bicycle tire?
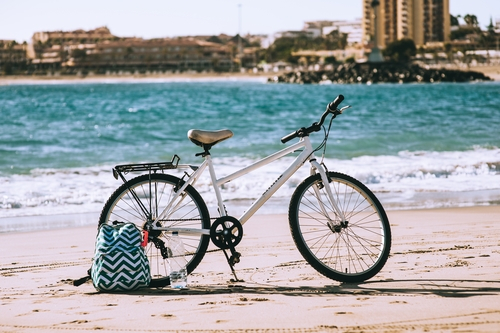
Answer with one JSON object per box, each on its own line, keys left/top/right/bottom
{"left": 288, "top": 171, "right": 391, "bottom": 283}
{"left": 98, "top": 173, "right": 210, "bottom": 288}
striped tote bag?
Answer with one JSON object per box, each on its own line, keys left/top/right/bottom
{"left": 91, "top": 223, "right": 151, "bottom": 292}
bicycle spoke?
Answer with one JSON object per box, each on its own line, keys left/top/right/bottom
{"left": 290, "top": 172, "right": 391, "bottom": 282}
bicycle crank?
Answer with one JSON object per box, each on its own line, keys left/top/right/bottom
{"left": 210, "top": 216, "right": 243, "bottom": 250}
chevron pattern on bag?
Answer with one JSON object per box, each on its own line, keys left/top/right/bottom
{"left": 92, "top": 223, "right": 151, "bottom": 292}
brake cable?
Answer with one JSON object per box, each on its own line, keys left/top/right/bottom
{"left": 315, "top": 114, "right": 335, "bottom": 164}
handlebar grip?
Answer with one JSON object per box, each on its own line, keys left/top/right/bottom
{"left": 327, "top": 95, "right": 344, "bottom": 112}
{"left": 281, "top": 131, "right": 298, "bottom": 144}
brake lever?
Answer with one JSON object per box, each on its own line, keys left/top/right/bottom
{"left": 338, "top": 105, "right": 352, "bottom": 113}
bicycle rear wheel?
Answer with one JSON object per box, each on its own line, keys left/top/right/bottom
{"left": 98, "top": 173, "right": 210, "bottom": 288}
{"left": 289, "top": 172, "right": 391, "bottom": 282}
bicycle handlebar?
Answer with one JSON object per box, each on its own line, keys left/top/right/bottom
{"left": 281, "top": 94, "right": 344, "bottom": 144}
{"left": 327, "top": 94, "right": 344, "bottom": 112}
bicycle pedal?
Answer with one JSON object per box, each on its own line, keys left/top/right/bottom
{"left": 230, "top": 252, "right": 241, "bottom": 265}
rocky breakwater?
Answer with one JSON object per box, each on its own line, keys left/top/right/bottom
{"left": 268, "top": 62, "right": 492, "bottom": 84}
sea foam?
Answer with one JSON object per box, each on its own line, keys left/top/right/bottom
{"left": 1, "top": 147, "right": 499, "bottom": 221}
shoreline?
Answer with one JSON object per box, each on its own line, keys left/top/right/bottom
{"left": 0, "top": 72, "right": 272, "bottom": 85}
{"left": 3, "top": 190, "right": 500, "bottom": 233}
{"left": 430, "top": 63, "right": 500, "bottom": 81}
{"left": 1, "top": 63, "right": 499, "bottom": 85}
{"left": 1, "top": 205, "right": 499, "bottom": 331}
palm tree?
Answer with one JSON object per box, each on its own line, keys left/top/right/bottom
{"left": 463, "top": 14, "right": 478, "bottom": 27}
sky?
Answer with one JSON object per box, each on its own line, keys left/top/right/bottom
{"left": 1, "top": 0, "right": 499, "bottom": 43}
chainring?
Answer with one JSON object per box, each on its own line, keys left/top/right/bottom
{"left": 210, "top": 216, "right": 243, "bottom": 250}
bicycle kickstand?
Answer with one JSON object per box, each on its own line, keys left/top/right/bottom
{"left": 222, "top": 246, "right": 242, "bottom": 282}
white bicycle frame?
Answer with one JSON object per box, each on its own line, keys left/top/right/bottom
{"left": 152, "top": 134, "right": 346, "bottom": 235}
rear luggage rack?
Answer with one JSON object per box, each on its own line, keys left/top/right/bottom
{"left": 113, "top": 155, "right": 180, "bottom": 180}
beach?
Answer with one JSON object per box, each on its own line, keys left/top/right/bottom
{"left": 1, "top": 206, "right": 500, "bottom": 332}
{"left": 1, "top": 69, "right": 499, "bottom": 332}
{"left": 0, "top": 63, "right": 499, "bottom": 85}
{"left": 436, "top": 63, "right": 500, "bottom": 81}
{"left": 469, "top": 64, "right": 500, "bottom": 81}
{"left": 0, "top": 72, "right": 271, "bottom": 86}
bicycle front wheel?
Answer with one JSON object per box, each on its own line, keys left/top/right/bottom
{"left": 98, "top": 173, "right": 210, "bottom": 287}
{"left": 289, "top": 172, "right": 391, "bottom": 283}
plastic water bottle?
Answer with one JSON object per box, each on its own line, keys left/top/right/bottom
{"left": 168, "top": 231, "right": 188, "bottom": 288}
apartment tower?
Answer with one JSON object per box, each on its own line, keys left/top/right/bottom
{"left": 362, "top": 0, "right": 450, "bottom": 48}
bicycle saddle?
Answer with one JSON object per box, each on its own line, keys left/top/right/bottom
{"left": 188, "top": 129, "right": 233, "bottom": 148}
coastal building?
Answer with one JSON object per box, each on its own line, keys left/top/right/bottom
{"left": 303, "top": 20, "right": 363, "bottom": 45}
{"left": 0, "top": 40, "right": 28, "bottom": 74}
{"left": 30, "top": 26, "right": 120, "bottom": 59}
{"left": 323, "top": 19, "right": 363, "bottom": 45}
{"left": 303, "top": 21, "right": 337, "bottom": 38}
{"left": 362, "top": 0, "right": 450, "bottom": 48}
{"left": 0, "top": 40, "right": 27, "bottom": 63}
{"left": 30, "top": 44, "right": 64, "bottom": 66}
{"left": 265, "top": 20, "right": 363, "bottom": 50}
{"left": 31, "top": 26, "right": 118, "bottom": 46}
{"left": 66, "top": 38, "right": 233, "bottom": 73}
{"left": 27, "top": 27, "right": 235, "bottom": 73}
{"left": 263, "top": 30, "right": 315, "bottom": 49}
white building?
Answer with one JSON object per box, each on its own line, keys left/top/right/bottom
{"left": 262, "top": 19, "right": 363, "bottom": 49}
{"left": 323, "top": 19, "right": 363, "bottom": 46}
{"left": 303, "top": 21, "right": 337, "bottom": 38}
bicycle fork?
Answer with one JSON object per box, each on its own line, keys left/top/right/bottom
{"left": 310, "top": 160, "right": 347, "bottom": 227}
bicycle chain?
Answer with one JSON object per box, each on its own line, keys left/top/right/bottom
{"left": 157, "top": 217, "right": 219, "bottom": 222}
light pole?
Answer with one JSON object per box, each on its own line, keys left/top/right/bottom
{"left": 368, "top": 0, "right": 384, "bottom": 62}
{"left": 238, "top": 4, "right": 243, "bottom": 65}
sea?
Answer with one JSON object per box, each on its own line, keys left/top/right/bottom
{"left": 1, "top": 77, "right": 499, "bottom": 232}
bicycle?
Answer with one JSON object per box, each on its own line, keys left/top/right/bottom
{"left": 98, "top": 95, "right": 391, "bottom": 288}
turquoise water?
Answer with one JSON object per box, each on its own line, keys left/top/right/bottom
{"left": 2, "top": 80, "right": 499, "bottom": 172}
{"left": 1, "top": 79, "right": 499, "bottom": 224}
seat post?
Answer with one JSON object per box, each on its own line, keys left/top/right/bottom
{"left": 203, "top": 145, "right": 211, "bottom": 156}
{"left": 195, "top": 144, "right": 212, "bottom": 157}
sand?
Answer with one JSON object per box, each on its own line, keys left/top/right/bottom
{"left": 1, "top": 63, "right": 499, "bottom": 85}
{"left": 455, "top": 64, "right": 500, "bottom": 81}
{"left": 0, "top": 72, "right": 270, "bottom": 86}
{"left": 1, "top": 205, "right": 500, "bottom": 332}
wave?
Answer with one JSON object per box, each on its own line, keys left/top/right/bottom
{"left": 1, "top": 147, "right": 499, "bottom": 221}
